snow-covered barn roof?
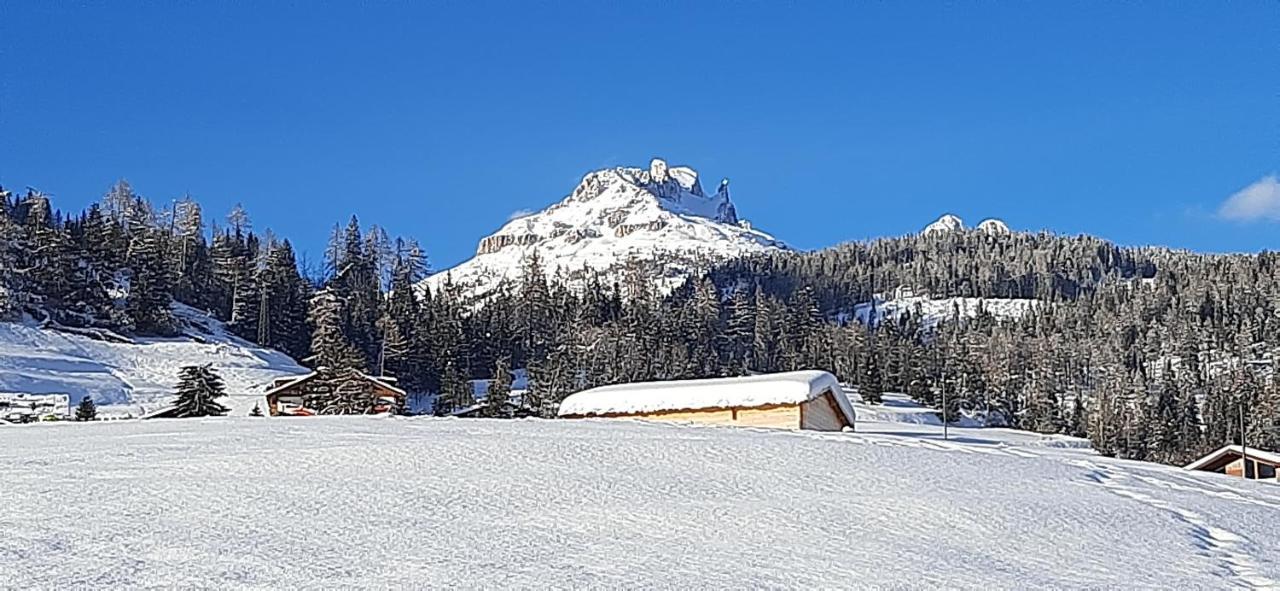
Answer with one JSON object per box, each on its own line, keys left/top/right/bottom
{"left": 264, "top": 370, "right": 406, "bottom": 397}
{"left": 558, "top": 370, "right": 854, "bottom": 424}
{"left": 1185, "top": 445, "right": 1280, "bottom": 471}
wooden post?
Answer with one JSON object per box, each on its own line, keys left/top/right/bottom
{"left": 942, "top": 374, "right": 949, "bottom": 442}
{"left": 1239, "top": 402, "right": 1249, "bottom": 479}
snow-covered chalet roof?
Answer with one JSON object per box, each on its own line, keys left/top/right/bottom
{"left": 264, "top": 370, "right": 406, "bottom": 397}
{"left": 557, "top": 370, "right": 854, "bottom": 424}
{"left": 1185, "top": 444, "right": 1280, "bottom": 471}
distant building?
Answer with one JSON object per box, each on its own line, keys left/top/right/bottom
{"left": 1185, "top": 445, "right": 1280, "bottom": 482}
{"left": 265, "top": 368, "right": 406, "bottom": 416}
{"left": 557, "top": 370, "right": 855, "bottom": 431}
{"left": 0, "top": 393, "right": 71, "bottom": 422}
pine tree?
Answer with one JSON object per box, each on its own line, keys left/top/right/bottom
{"left": 250, "top": 402, "right": 264, "bottom": 417}
{"left": 124, "top": 212, "right": 176, "bottom": 335}
{"left": 858, "top": 347, "right": 884, "bottom": 404}
{"left": 307, "top": 288, "right": 366, "bottom": 371}
{"left": 435, "top": 361, "right": 472, "bottom": 415}
{"left": 485, "top": 356, "right": 513, "bottom": 417}
{"left": 172, "top": 364, "right": 229, "bottom": 418}
{"left": 75, "top": 396, "right": 97, "bottom": 421}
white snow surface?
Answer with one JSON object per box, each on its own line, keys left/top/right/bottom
{"left": 558, "top": 370, "right": 854, "bottom": 423}
{"left": 3, "top": 412, "right": 1279, "bottom": 589}
{"left": 0, "top": 303, "right": 304, "bottom": 416}
{"left": 419, "top": 158, "right": 786, "bottom": 301}
{"left": 852, "top": 290, "right": 1039, "bottom": 330}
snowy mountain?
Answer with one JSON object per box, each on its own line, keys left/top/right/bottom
{"left": 420, "top": 158, "right": 787, "bottom": 301}
{"left": 922, "top": 214, "right": 1013, "bottom": 236}
{"left": 5, "top": 414, "right": 1277, "bottom": 588}
{"left": 922, "top": 213, "right": 965, "bottom": 234}
{"left": 976, "top": 217, "right": 1011, "bottom": 235}
{"left": 0, "top": 303, "right": 305, "bottom": 416}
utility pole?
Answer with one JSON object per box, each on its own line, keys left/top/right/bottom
{"left": 1239, "top": 401, "right": 1249, "bottom": 479}
{"left": 942, "top": 385, "right": 949, "bottom": 441}
{"left": 941, "top": 360, "right": 950, "bottom": 441}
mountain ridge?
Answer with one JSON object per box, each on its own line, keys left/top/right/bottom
{"left": 420, "top": 158, "right": 787, "bottom": 300}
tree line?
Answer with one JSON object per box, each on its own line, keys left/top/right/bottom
{"left": 2, "top": 181, "right": 1277, "bottom": 466}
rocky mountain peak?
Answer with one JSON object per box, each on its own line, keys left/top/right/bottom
{"left": 923, "top": 214, "right": 965, "bottom": 235}
{"left": 421, "top": 158, "right": 785, "bottom": 302}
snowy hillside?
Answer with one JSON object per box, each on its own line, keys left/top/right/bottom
{"left": 3, "top": 416, "right": 1277, "bottom": 589}
{"left": 851, "top": 288, "right": 1038, "bottom": 329}
{"left": 420, "top": 158, "right": 787, "bottom": 301}
{"left": 0, "top": 304, "right": 304, "bottom": 415}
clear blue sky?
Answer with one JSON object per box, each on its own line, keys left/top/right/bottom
{"left": 3, "top": 2, "right": 1277, "bottom": 269}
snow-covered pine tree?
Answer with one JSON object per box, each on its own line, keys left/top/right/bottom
{"left": 124, "top": 224, "right": 175, "bottom": 335}
{"left": 172, "top": 364, "right": 229, "bottom": 418}
{"left": 0, "top": 187, "right": 25, "bottom": 318}
{"left": 75, "top": 395, "right": 97, "bottom": 421}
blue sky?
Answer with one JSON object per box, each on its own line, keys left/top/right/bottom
{"left": 3, "top": 3, "right": 1277, "bottom": 269}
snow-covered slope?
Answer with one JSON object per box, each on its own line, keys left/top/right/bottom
{"left": 420, "top": 158, "right": 787, "bottom": 300}
{"left": 3, "top": 416, "right": 1277, "bottom": 589}
{"left": 0, "top": 304, "right": 304, "bottom": 416}
{"left": 852, "top": 289, "right": 1038, "bottom": 329}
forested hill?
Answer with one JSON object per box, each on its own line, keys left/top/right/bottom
{"left": 705, "top": 229, "right": 1280, "bottom": 465}
{"left": 1, "top": 180, "right": 1277, "bottom": 469}
{"left": 712, "top": 230, "right": 1158, "bottom": 309}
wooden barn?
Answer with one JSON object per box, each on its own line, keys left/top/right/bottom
{"left": 1185, "top": 445, "right": 1280, "bottom": 482}
{"left": 265, "top": 368, "right": 406, "bottom": 416}
{"left": 557, "top": 370, "right": 855, "bottom": 432}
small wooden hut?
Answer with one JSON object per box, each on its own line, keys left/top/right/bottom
{"left": 1185, "top": 445, "right": 1280, "bottom": 482}
{"left": 557, "top": 370, "right": 855, "bottom": 432}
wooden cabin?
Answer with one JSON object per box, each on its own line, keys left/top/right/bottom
{"left": 557, "top": 370, "right": 855, "bottom": 432}
{"left": 1185, "top": 445, "right": 1280, "bottom": 482}
{"left": 265, "top": 368, "right": 406, "bottom": 416}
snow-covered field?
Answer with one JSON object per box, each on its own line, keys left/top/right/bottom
{"left": 0, "top": 304, "right": 304, "bottom": 416}
{"left": 2, "top": 409, "right": 1277, "bottom": 589}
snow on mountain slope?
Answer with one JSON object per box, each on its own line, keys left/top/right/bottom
{"left": 922, "top": 214, "right": 1013, "bottom": 236}
{"left": 922, "top": 213, "right": 965, "bottom": 234}
{"left": 420, "top": 158, "right": 787, "bottom": 301}
{"left": 0, "top": 304, "right": 304, "bottom": 415}
{"left": 3, "top": 417, "right": 1277, "bottom": 589}
{"left": 976, "top": 217, "right": 1011, "bottom": 235}
{"left": 852, "top": 288, "right": 1038, "bottom": 329}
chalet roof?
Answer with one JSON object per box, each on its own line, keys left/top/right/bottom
{"left": 1185, "top": 445, "right": 1280, "bottom": 472}
{"left": 558, "top": 370, "right": 855, "bottom": 424}
{"left": 264, "top": 370, "right": 407, "bottom": 397}
{"left": 140, "top": 405, "right": 180, "bottom": 420}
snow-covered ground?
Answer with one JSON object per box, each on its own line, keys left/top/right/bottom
{"left": 0, "top": 304, "right": 305, "bottom": 417}
{"left": 851, "top": 290, "right": 1038, "bottom": 330}
{"left": 2, "top": 407, "right": 1277, "bottom": 588}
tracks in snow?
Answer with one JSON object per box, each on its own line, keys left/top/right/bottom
{"left": 1069, "top": 459, "right": 1278, "bottom": 590}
